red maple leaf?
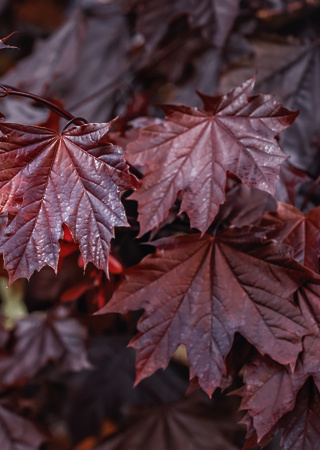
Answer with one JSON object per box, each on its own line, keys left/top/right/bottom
{"left": 0, "top": 120, "right": 139, "bottom": 283}
{"left": 240, "top": 369, "right": 320, "bottom": 450}
{"left": 126, "top": 78, "right": 298, "bottom": 236}
{"left": 98, "top": 228, "right": 312, "bottom": 396}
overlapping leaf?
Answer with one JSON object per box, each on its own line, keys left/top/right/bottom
{"left": 262, "top": 202, "right": 320, "bottom": 272}
{"left": 0, "top": 120, "right": 139, "bottom": 282}
{"left": 66, "top": 336, "right": 189, "bottom": 444}
{"left": 127, "top": 78, "right": 297, "bottom": 235}
{"left": 238, "top": 279, "right": 320, "bottom": 444}
{"left": 127, "top": 0, "right": 240, "bottom": 50}
{"left": 279, "top": 380, "right": 320, "bottom": 450}
{"left": 0, "top": 307, "right": 91, "bottom": 388}
{"left": 94, "top": 393, "right": 242, "bottom": 450}
{"left": 98, "top": 228, "right": 312, "bottom": 396}
{"left": 239, "top": 355, "right": 305, "bottom": 442}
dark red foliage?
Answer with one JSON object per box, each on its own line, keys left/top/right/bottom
{"left": 1, "top": 1, "right": 320, "bottom": 449}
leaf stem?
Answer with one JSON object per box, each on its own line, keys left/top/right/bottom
{"left": 0, "top": 84, "right": 84, "bottom": 125}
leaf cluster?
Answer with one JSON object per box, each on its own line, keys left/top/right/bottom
{"left": 0, "top": 0, "right": 320, "bottom": 449}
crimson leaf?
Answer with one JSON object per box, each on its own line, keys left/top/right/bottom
{"left": 126, "top": 78, "right": 297, "bottom": 236}
{"left": 238, "top": 355, "right": 304, "bottom": 442}
{"left": 0, "top": 120, "right": 139, "bottom": 282}
{"left": 98, "top": 228, "right": 312, "bottom": 396}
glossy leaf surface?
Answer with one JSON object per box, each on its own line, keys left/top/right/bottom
{"left": 99, "top": 229, "right": 311, "bottom": 396}
{"left": 0, "top": 121, "right": 138, "bottom": 282}
{"left": 127, "top": 78, "right": 297, "bottom": 235}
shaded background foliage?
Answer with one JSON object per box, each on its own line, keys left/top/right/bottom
{"left": 0, "top": 0, "right": 320, "bottom": 448}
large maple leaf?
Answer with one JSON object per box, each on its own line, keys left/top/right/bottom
{"left": 126, "top": 78, "right": 298, "bottom": 236}
{"left": 98, "top": 228, "right": 312, "bottom": 396}
{"left": 0, "top": 120, "right": 139, "bottom": 282}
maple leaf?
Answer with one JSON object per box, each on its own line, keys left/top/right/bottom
{"left": 186, "top": 0, "right": 240, "bottom": 48}
{"left": 0, "top": 120, "right": 139, "bottom": 283}
{"left": 0, "top": 307, "right": 91, "bottom": 387}
{"left": 1, "top": 12, "right": 86, "bottom": 97}
{"left": 262, "top": 202, "right": 320, "bottom": 272}
{"left": 98, "top": 228, "right": 312, "bottom": 396}
{"left": 242, "top": 378, "right": 320, "bottom": 450}
{"left": 1, "top": 3, "right": 133, "bottom": 123}
{"left": 0, "top": 402, "right": 46, "bottom": 449}
{"left": 127, "top": 0, "right": 239, "bottom": 50}
{"left": 126, "top": 78, "right": 297, "bottom": 236}
{"left": 66, "top": 336, "right": 189, "bottom": 444}
{"left": 237, "top": 279, "right": 320, "bottom": 443}
{"left": 238, "top": 354, "right": 304, "bottom": 442}
{"left": 94, "top": 392, "right": 242, "bottom": 450}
